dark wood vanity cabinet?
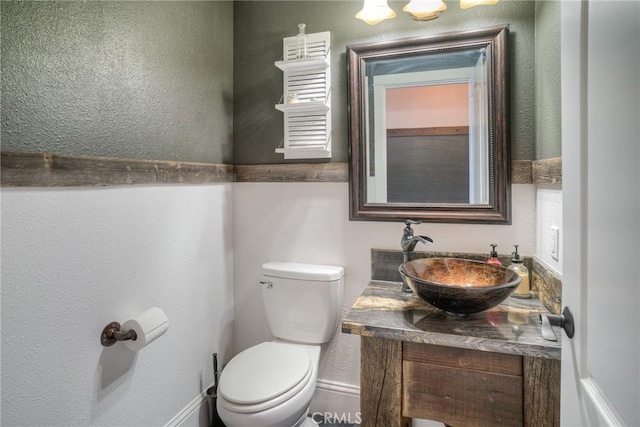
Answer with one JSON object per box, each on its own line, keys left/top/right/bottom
{"left": 361, "top": 337, "right": 560, "bottom": 427}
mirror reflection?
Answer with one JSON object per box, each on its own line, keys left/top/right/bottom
{"left": 348, "top": 26, "right": 510, "bottom": 223}
{"left": 366, "top": 48, "right": 489, "bottom": 204}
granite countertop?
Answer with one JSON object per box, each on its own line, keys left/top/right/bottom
{"left": 342, "top": 280, "right": 561, "bottom": 360}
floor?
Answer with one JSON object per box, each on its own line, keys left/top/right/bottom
{"left": 311, "top": 414, "right": 445, "bottom": 426}
{"left": 311, "top": 413, "right": 359, "bottom": 426}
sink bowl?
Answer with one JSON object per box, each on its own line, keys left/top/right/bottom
{"left": 399, "top": 257, "right": 521, "bottom": 315}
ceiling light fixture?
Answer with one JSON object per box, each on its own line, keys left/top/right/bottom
{"left": 403, "top": 0, "right": 447, "bottom": 21}
{"left": 356, "top": 0, "right": 500, "bottom": 24}
{"left": 355, "top": 0, "right": 397, "bottom": 25}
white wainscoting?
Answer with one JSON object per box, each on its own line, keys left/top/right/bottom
{"left": 166, "top": 388, "right": 211, "bottom": 427}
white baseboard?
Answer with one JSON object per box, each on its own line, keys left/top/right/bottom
{"left": 165, "top": 388, "right": 210, "bottom": 427}
{"left": 309, "top": 379, "right": 361, "bottom": 422}
{"left": 168, "top": 380, "right": 444, "bottom": 427}
{"left": 167, "top": 380, "right": 360, "bottom": 427}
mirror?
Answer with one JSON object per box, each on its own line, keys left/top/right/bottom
{"left": 347, "top": 26, "right": 510, "bottom": 223}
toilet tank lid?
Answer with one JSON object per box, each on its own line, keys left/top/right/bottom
{"left": 262, "top": 262, "right": 344, "bottom": 281}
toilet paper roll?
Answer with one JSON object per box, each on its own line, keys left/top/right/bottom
{"left": 121, "top": 307, "right": 169, "bottom": 351}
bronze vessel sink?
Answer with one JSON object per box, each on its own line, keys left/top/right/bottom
{"left": 399, "top": 257, "right": 521, "bottom": 315}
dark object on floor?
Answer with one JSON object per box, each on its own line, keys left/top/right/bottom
{"left": 206, "top": 353, "right": 225, "bottom": 427}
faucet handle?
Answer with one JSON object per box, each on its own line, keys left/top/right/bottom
{"left": 404, "top": 219, "right": 422, "bottom": 226}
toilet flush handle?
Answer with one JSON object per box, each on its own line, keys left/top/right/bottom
{"left": 260, "top": 281, "right": 273, "bottom": 289}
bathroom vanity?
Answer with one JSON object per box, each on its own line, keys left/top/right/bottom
{"left": 342, "top": 280, "right": 561, "bottom": 427}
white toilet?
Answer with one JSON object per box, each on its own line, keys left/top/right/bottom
{"left": 216, "top": 261, "right": 345, "bottom": 427}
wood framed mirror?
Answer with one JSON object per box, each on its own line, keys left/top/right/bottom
{"left": 347, "top": 25, "right": 510, "bottom": 223}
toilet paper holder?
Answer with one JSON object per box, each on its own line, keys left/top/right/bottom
{"left": 100, "top": 321, "right": 137, "bottom": 347}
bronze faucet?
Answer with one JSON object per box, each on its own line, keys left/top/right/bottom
{"left": 401, "top": 220, "right": 433, "bottom": 293}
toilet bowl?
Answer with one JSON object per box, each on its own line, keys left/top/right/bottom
{"left": 217, "top": 341, "right": 321, "bottom": 427}
{"left": 216, "top": 262, "right": 344, "bottom": 427}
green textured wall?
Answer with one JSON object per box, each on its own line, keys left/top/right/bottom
{"left": 1, "top": 1, "right": 234, "bottom": 164}
{"left": 233, "top": 0, "right": 535, "bottom": 164}
{"left": 535, "top": 0, "right": 562, "bottom": 160}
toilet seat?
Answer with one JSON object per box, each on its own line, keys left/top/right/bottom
{"left": 219, "top": 342, "right": 312, "bottom": 413}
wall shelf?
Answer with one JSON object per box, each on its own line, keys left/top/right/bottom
{"left": 275, "top": 57, "right": 329, "bottom": 73}
{"left": 275, "top": 101, "right": 329, "bottom": 113}
{"left": 275, "top": 31, "right": 331, "bottom": 159}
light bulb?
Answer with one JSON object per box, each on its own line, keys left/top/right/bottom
{"left": 403, "top": 0, "right": 447, "bottom": 21}
{"left": 460, "top": 0, "right": 499, "bottom": 10}
{"left": 356, "top": 0, "right": 396, "bottom": 25}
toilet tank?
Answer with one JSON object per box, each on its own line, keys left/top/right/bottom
{"left": 262, "top": 262, "right": 344, "bottom": 344}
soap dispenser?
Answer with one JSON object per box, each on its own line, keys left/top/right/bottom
{"left": 486, "top": 244, "right": 502, "bottom": 266}
{"left": 508, "top": 245, "right": 530, "bottom": 298}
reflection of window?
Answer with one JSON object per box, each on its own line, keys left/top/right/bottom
{"left": 385, "top": 84, "right": 469, "bottom": 129}
{"left": 384, "top": 84, "right": 471, "bottom": 203}
{"left": 367, "top": 66, "right": 489, "bottom": 204}
{"left": 386, "top": 128, "right": 470, "bottom": 203}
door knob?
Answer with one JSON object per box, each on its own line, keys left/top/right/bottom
{"left": 539, "top": 306, "right": 575, "bottom": 341}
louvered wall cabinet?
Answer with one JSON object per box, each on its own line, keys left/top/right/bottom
{"left": 275, "top": 31, "right": 331, "bottom": 159}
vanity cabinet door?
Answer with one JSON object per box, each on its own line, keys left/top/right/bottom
{"left": 402, "top": 343, "right": 523, "bottom": 427}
